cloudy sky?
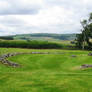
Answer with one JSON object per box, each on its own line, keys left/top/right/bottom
{"left": 0, "top": 0, "right": 92, "bottom": 36}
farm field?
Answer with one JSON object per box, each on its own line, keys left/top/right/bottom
{"left": 0, "top": 48, "right": 92, "bottom": 92}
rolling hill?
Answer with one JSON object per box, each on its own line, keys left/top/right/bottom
{"left": 13, "top": 33, "right": 76, "bottom": 41}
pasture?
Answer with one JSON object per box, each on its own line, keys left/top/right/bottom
{"left": 0, "top": 48, "right": 92, "bottom": 92}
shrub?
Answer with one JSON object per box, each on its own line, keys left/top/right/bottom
{"left": 0, "top": 40, "right": 62, "bottom": 49}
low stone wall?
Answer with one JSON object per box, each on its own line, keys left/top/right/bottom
{"left": 0, "top": 52, "right": 65, "bottom": 68}
{"left": 0, "top": 52, "right": 21, "bottom": 67}
{"left": 0, "top": 52, "right": 48, "bottom": 67}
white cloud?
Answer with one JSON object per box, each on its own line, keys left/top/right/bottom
{"left": 0, "top": 0, "right": 92, "bottom": 35}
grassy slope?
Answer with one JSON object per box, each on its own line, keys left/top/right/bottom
{"left": 0, "top": 48, "right": 92, "bottom": 92}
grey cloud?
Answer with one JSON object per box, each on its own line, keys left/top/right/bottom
{"left": 0, "top": 16, "right": 26, "bottom": 27}
{"left": 0, "top": 9, "right": 39, "bottom": 15}
{"left": 0, "top": 0, "right": 42, "bottom": 15}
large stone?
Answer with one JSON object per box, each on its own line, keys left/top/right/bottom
{"left": 71, "top": 55, "right": 77, "bottom": 57}
{"left": 0, "top": 58, "right": 4, "bottom": 61}
{"left": 2, "top": 60, "right": 9, "bottom": 65}
{"left": 81, "top": 64, "right": 92, "bottom": 68}
{"left": 88, "top": 53, "right": 92, "bottom": 56}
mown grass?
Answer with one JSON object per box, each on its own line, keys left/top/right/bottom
{"left": 0, "top": 48, "right": 92, "bottom": 92}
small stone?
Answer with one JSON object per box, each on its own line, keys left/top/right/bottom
{"left": 71, "top": 55, "right": 77, "bottom": 57}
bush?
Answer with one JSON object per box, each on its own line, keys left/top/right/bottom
{"left": 0, "top": 40, "right": 62, "bottom": 49}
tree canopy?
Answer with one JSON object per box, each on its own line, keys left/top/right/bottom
{"left": 76, "top": 13, "right": 92, "bottom": 50}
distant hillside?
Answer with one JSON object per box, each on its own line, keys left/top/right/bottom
{"left": 13, "top": 33, "right": 76, "bottom": 41}
{"left": 0, "top": 33, "right": 76, "bottom": 41}
{"left": 0, "top": 36, "right": 14, "bottom": 40}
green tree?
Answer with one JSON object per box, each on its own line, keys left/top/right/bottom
{"left": 76, "top": 13, "right": 92, "bottom": 49}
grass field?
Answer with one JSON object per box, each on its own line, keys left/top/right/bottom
{"left": 0, "top": 48, "right": 92, "bottom": 92}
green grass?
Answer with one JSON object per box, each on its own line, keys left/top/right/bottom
{"left": 0, "top": 48, "right": 92, "bottom": 92}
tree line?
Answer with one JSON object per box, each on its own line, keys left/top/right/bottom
{"left": 0, "top": 36, "right": 14, "bottom": 40}
{"left": 0, "top": 40, "right": 62, "bottom": 49}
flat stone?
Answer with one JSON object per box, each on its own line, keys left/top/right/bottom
{"left": 88, "top": 53, "right": 92, "bottom": 56}
{"left": 81, "top": 64, "right": 92, "bottom": 68}
{"left": 71, "top": 55, "right": 77, "bottom": 57}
